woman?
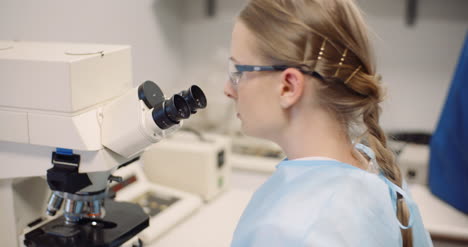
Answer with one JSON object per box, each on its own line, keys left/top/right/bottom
{"left": 224, "top": 0, "right": 433, "bottom": 246}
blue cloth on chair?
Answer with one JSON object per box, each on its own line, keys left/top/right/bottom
{"left": 429, "top": 32, "right": 468, "bottom": 214}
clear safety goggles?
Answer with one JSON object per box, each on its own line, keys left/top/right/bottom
{"left": 228, "top": 58, "right": 323, "bottom": 87}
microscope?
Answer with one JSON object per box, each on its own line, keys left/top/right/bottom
{"left": 0, "top": 41, "right": 207, "bottom": 246}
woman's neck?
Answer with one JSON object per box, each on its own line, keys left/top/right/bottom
{"left": 275, "top": 109, "right": 367, "bottom": 170}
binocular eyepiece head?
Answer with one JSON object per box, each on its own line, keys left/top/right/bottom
{"left": 138, "top": 81, "right": 207, "bottom": 130}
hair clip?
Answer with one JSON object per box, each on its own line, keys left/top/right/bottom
{"left": 303, "top": 34, "right": 313, "bottom": 64}
{"left": 334, "top": 48, "right": 348, "bottom": 76}
{"left": 344, "top": 65, "right": 361, "bottom": 84}
{"left": 317, "top": 38, "right": 327, "bottom": 60}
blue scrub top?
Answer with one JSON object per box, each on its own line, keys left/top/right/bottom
{"left": 231, "top": 158, "right": 433, "bottom": 247}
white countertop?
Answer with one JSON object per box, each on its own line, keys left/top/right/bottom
{"left": 409, "top": 184, "right": 468, "bottom": 241}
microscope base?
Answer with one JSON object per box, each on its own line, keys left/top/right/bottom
{"left": 24, "top": 200, "right": 149, "bottom": 247}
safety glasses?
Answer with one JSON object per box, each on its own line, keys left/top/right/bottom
{"left": 228, "top": 58, "right": 323, "bottom": 86}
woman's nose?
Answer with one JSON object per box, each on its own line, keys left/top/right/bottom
{"left": 224, "top": 80, "right": 237, "bottom": 99}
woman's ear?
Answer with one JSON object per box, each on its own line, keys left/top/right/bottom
{"left": 278, "top": 68, "right": 305, "bottom": 109}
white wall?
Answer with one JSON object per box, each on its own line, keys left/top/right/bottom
{"left": 177, "top": 0, "right": 241, "bottom": 132}
{"left": 0, "top": 0, "right": 185, "bottom": 93}
{"left": 359, "top": 0, "right": 468, "bottom": 132}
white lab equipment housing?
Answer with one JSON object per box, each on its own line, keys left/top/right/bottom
{"left": 0, "top": 41, "right": 133, "bottom": 177}
{"left": 142, "top": 131, "right": 232, "bottom": 201}
{"left": 112, "top": 161, "right": 203, "bottom": 244}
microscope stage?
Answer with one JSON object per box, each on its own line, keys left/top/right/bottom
{"left": 23, "top": 200, "right": 149, "bottom": 247}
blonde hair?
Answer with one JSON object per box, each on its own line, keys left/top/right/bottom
{"left": 239, "top": 0, "right": 413, "bottom": 245}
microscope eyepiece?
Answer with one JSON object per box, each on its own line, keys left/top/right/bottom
{"left": 152, "top": 94, "right": 190, "bottom": 129}
{"left": 179, "top": 85, "right": 207, "bottom": 113}
{"left": 166, "top": 94, "right": 191, "bottom": 121}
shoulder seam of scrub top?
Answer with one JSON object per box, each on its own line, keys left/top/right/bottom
{"left": 276, "top": 159, "right": 362, "bottom": 171}
{"left": 292, "top": 156, "right": 338, "bottom": 161}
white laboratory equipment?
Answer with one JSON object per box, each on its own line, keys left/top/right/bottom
{"left": 142, "top": 131, "right": 232, "bottom": 201}
{"left": 397, "top": 143, "right": 430, "bottom": 185}
{"left": 111, "top": 160, "right": 202, "bottom": 244}
{"left": 0, "top": 41, "right": 207, "bottom": 247}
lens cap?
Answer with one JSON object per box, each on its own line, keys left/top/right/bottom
{"left": 138, "top": 81, "right": 165, "bottom": 109}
